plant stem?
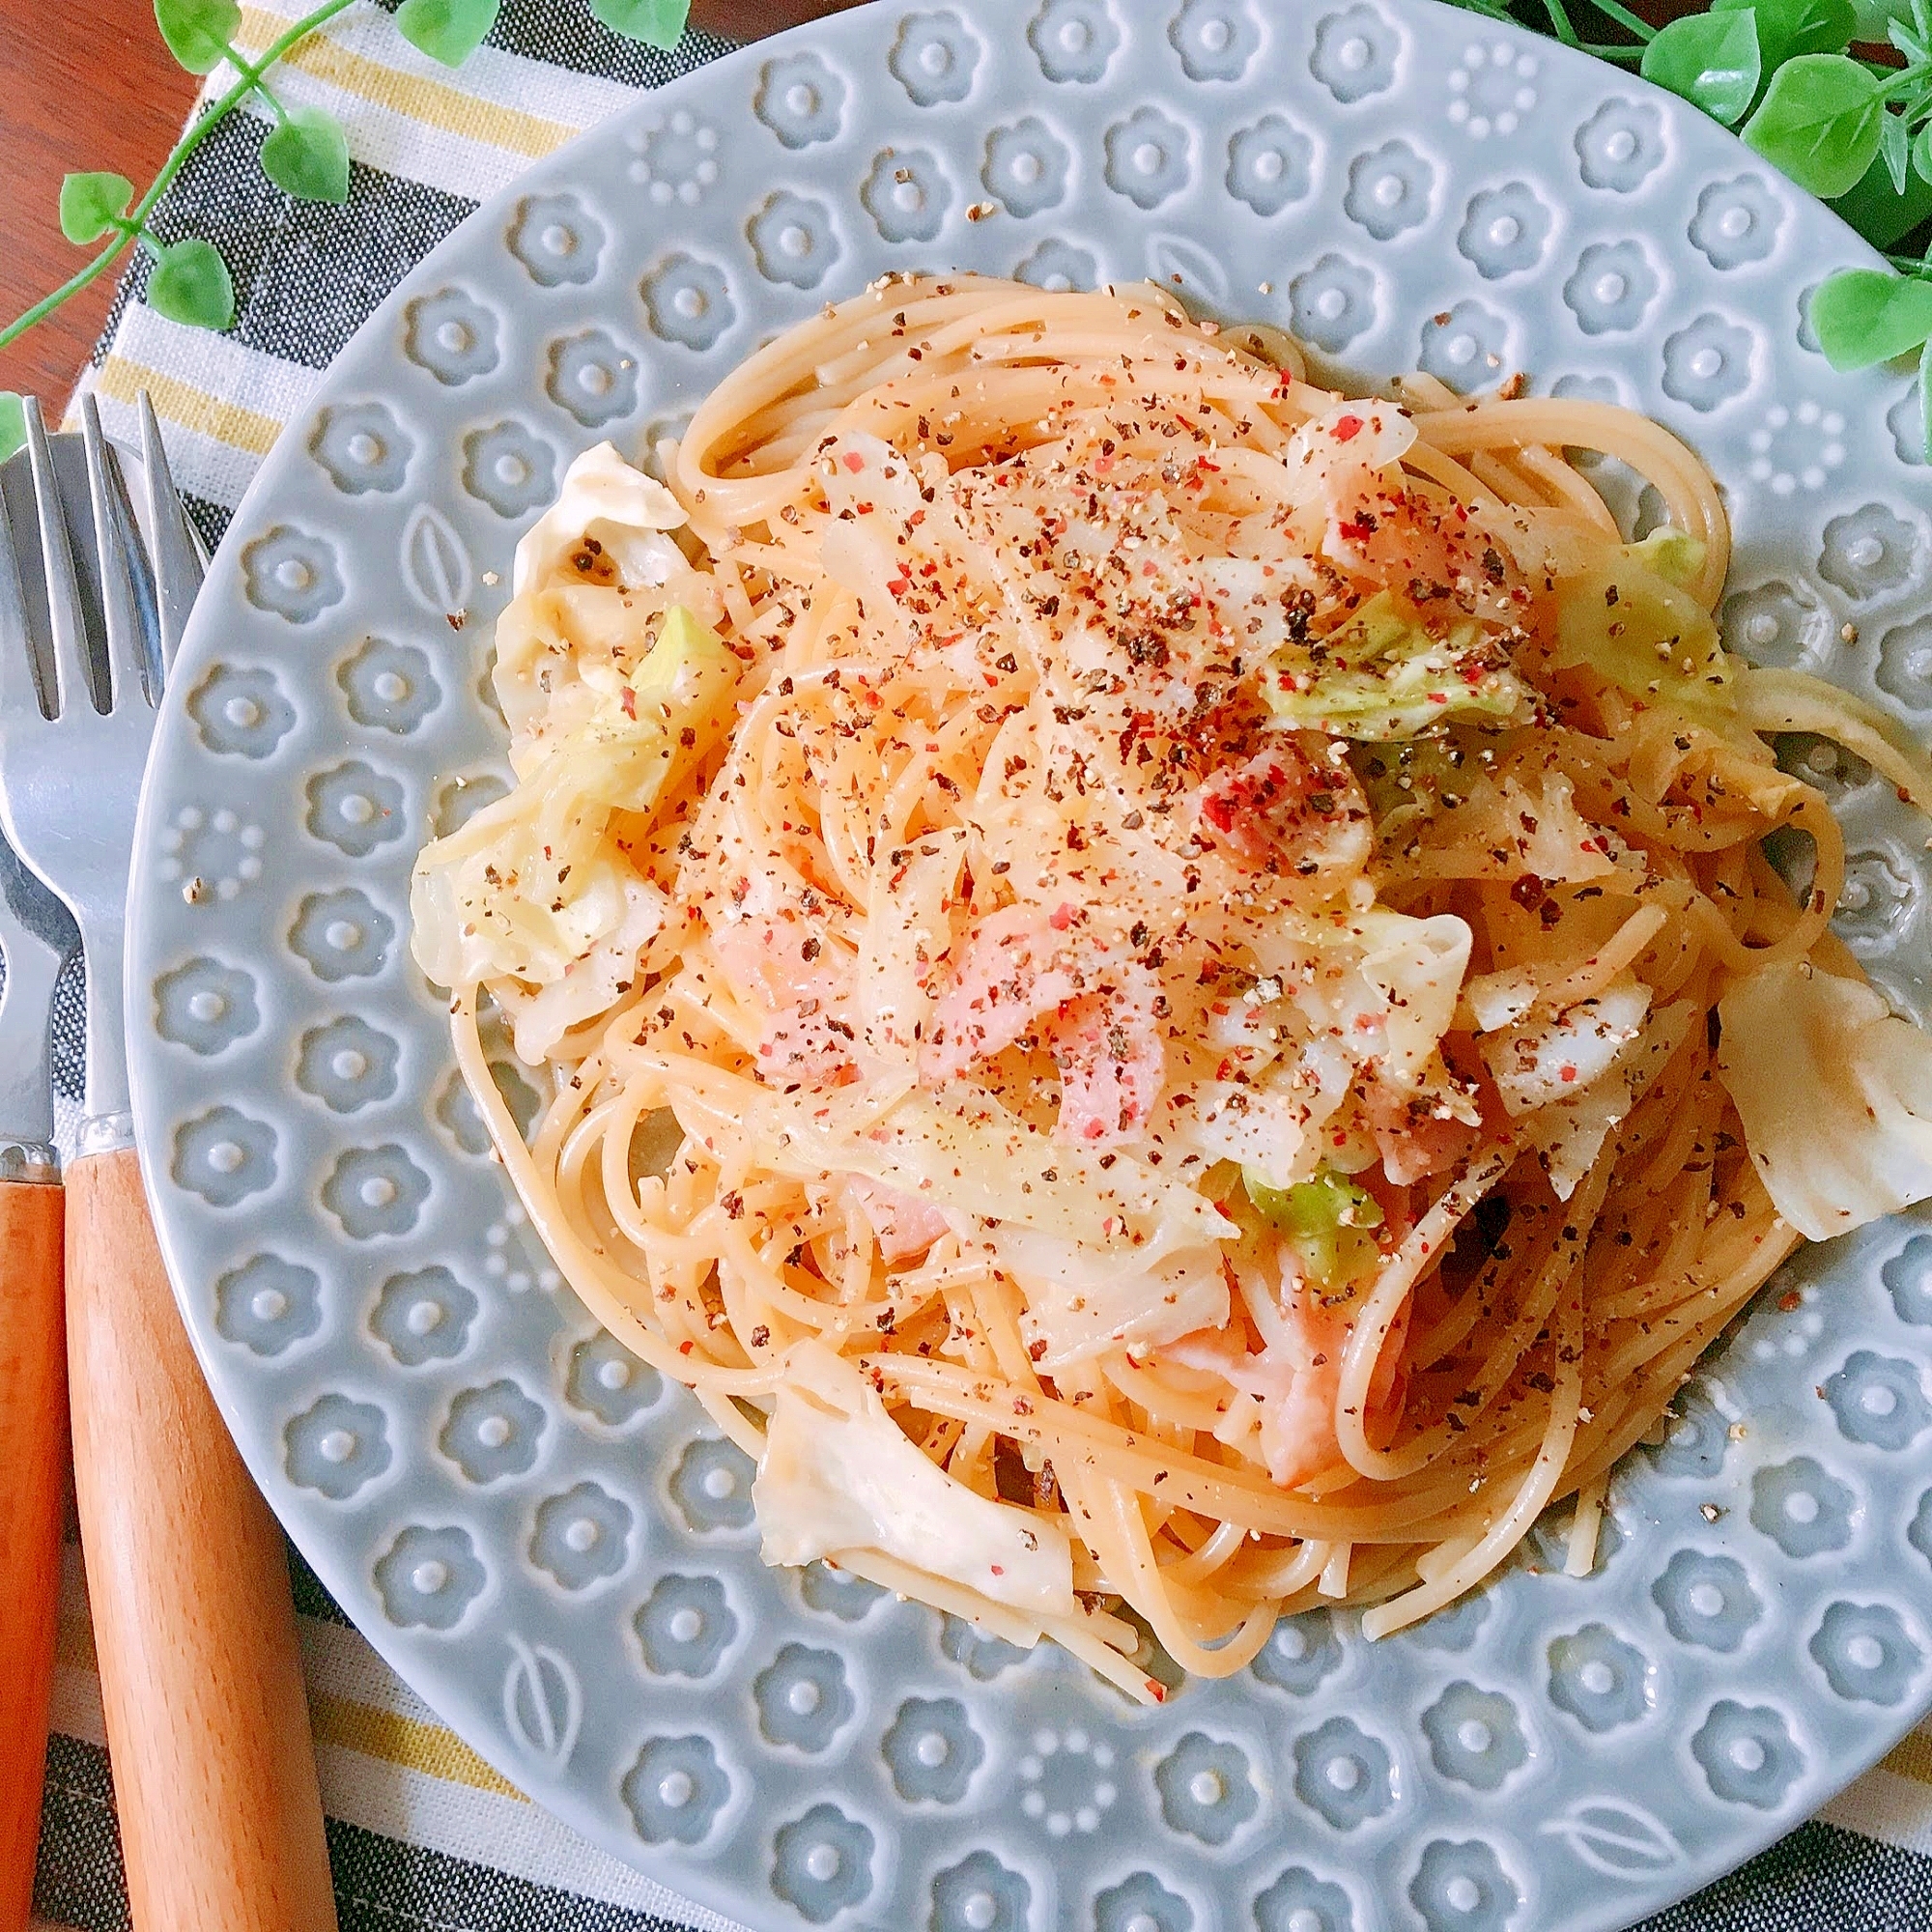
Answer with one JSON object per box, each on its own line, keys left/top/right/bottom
{"left": 222, "top": 42, "right": 268, "bottom": 87}
{"left": 0, "top": 0, "right": 359, "bottom": 354}
{"left": 1540, "top": 0, "right": 1581, "bottom": 49}
{"left": 1585, "top": 0, "right": 1656, "bottom": 43}
{"left": 1876, "top": 59, "right": 1932, "bottom": 100}
{"left": 0, "top": 242, "right": 128, "bottom": 351}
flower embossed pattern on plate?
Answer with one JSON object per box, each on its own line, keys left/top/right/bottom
{"left": 124, "top": 4, "right": 1932, "bottom": 1927}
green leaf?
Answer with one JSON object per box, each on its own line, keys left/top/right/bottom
{"left": 1642, "top": 11, "right": 1762, "bottom": 126}
{"left": 1890, "top": 9, "right": 1930, "bottom": 62}
{"left": 1809, "top": 267, "right": 1932, "bottom": 369}
{"left": 147, "top": 237, "right": 235, "bottom": 330}
{"left": 1882, "top": 103, "right": 1913, "bottom": 192}
{"left": 154, "top": 0, "right": 242, "bottom": 73}
{"left": 58, "top": 172, "right": 135, "bottom": 244}
{"left": 1743, "top": 53, "right": 1889, "bottom": 198}
{"left": 1717, "top": 0, "right": 1855, "bottom": 67}
{"left": 1829, "top": 142, "right": 1932, "bottom": 246}
{"left": 1917, "top": 120, "right": 1932, "bottom": 185}
{"left": 0, "top": 394, "right": 25, "bottom": 464}
{"left": 260, "top": 105, "right": 351, "bottom": 203}
{"left": 589, "top": 0, "right": 691, "bottom": 47}
{"left": 394, "top": 0, "right": 499, "bottom": 67}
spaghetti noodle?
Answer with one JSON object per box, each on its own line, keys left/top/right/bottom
{"left": 412, "top": 274, "right": 1932, "bottom": 1699}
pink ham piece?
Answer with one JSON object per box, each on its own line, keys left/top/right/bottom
{"left": 710, "top": 914, "right": 861, "bottom": 1088}
{"left": 921, "top": 904, "right": 1164, "bottom": 1144}
{"left": 847, "top": 1179, "right": 952, "bottom": 1264}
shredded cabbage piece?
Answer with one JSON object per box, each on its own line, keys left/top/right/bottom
{"left": 1526, "top": 999, "right": 1694, "bottom": 1201}
{"left": 754, "top": 1341, "right": 1075, "bottom": 1618}
{"left": 410, "top": 605, "right": 738, "bottom": 993}
{"left": 1626, "top": 527, "right": 1707, "bottom": 589}
{"left": 1479, "top": 974, "right": 1651, "bottom": 1118}
{"left": 1718, "top": 961, "right": 1932, "bottom": 1241}
{"left": 1264, "top": 591, "right": 1528, "bottom": 740}
{"left": 1554, "top": 550, "right": 1733, "bottom": 713}
{"left": 728, "top": 1083, "right": 1236, "bottom": 1371}
{"left": 747, "top": 1084, "right": 1235, "bottom": 1264}
{"left": 1244, "top": 1168, "right": 1382, "bottom": 1287}
{"left": 511, "top": 440, "right": 687, "bottom": 595}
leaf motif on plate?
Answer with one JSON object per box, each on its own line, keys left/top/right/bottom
{"left": 401, "top": 502, "right": 473, "bottom": 617}
{"left": 1145, "top": 233, "right": 1229, "bottom": 306}
{"left": 503, "top": 1633, "right": 582, "bottom": 1770}
{"left": 1540, "top": 1797, "right": 1683, "bottom": 1877}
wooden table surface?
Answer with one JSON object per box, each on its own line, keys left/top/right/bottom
{"left": 0, "top": 1, "right": 200, "bottom": 408}
{"left": 0, "top": 0, "right": 845, "bottom": 411}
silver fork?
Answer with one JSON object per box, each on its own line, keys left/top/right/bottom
{"left": 0, "top": 394, "right": 337, "bottom": 1931}
{"left": 0, "top": 400, "right": 154, "bottom": 1153}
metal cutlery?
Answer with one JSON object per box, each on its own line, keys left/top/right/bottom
{"left": 0, "top": 831, "right": 66, "bottom": 1180}
{"left": 135, "top": 391, "right": 207, "bottom": 668}
{"left": 0, "top": 828, "right": 72, "bottom": 1927}
{"left": 0, "top": 394, "right": 337, "bottom": 1930}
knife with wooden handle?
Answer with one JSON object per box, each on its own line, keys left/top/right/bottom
{"left": 0, "top": 1177, "right": 64, "bottom": 1923}
{"left": 0, "top": 831, "right": 72, "bottom": 1931}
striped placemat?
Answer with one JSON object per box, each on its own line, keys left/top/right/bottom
{"left": 29, "top": 1, "right": 1932, "bottom": 1925}
{"left": 36, "top": 1553, "right": 1932, "bottom": 1929}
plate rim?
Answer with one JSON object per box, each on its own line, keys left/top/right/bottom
{"left": 123, "top": 3, "right": 1931, "bottom": 1926}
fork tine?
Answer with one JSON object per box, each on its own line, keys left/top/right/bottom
{"left": 24, "top": 398, "right": 96, "bottom": 717}
{"left": 0, "top": 456, "right": 47, "bottom": 724}
{"left": 138, "top": 391, "right": 202, "bottom": 675}
{"left": 83, "top": 395, "right": 153, "bottom": 710}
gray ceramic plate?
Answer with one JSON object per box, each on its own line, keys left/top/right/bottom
{"left": 125, "top": 3, "right": 1932, "bottom": 1927}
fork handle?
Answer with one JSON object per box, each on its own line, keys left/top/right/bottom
{"left": 0, "top": 1177, "right": 64, "bottom": 1931}
{"left": 66, "top": 1150, "right": 337, "bottom": 1931}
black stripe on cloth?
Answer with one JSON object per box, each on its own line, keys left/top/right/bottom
{"left": 328, "top": 1820, "right": 697, "bottom": 1932}
{"left": 37, "top": 1735, "right": 699, "bottom": 1931}
{"left": 99, "top": 108, "right": 478, "bottom": 377}
{"left": 363, "top": 0, "right": 736, "bottom": 91}
{"left": 1634, "top": 1819, "right": 1932, "bottom": 1931}
{"left": 184, "top": 486, "right": 235, "bottom": 554}
{"left": 31, "top": 1714, "right": 1932, "bottom": 1930}
{"left": 289, "top": 1532, "right": 357, "bottom": 1628}
{"left": 34, "top": 1734, "right": 129, "bottom": 1932}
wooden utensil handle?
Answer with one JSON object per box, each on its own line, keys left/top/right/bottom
{"left": 0, "top": 1177, "right": 64, "bottom": 1931}
{"left": 66, "top": 1149, "right": 337, "bottom": 1931}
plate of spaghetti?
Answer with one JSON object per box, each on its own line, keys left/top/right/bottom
{"left": 127, "top": 3, "right": 1932, "bottom": 1928}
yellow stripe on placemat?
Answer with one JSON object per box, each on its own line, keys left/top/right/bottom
{"left": 60, "top": 1609, "right": 521, "bottom": 1802}
{"left": 94, "top": 356, "right": 283, "bottom": 457}
{"left": 1880, "top": 1728, "right": 1932, "bottom": 1787}
{"left": 235, "top": 7, "right": 580, "bottom": 158}
{"left": 311, "top": 1691, "right": 527, "bottom": 1801}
